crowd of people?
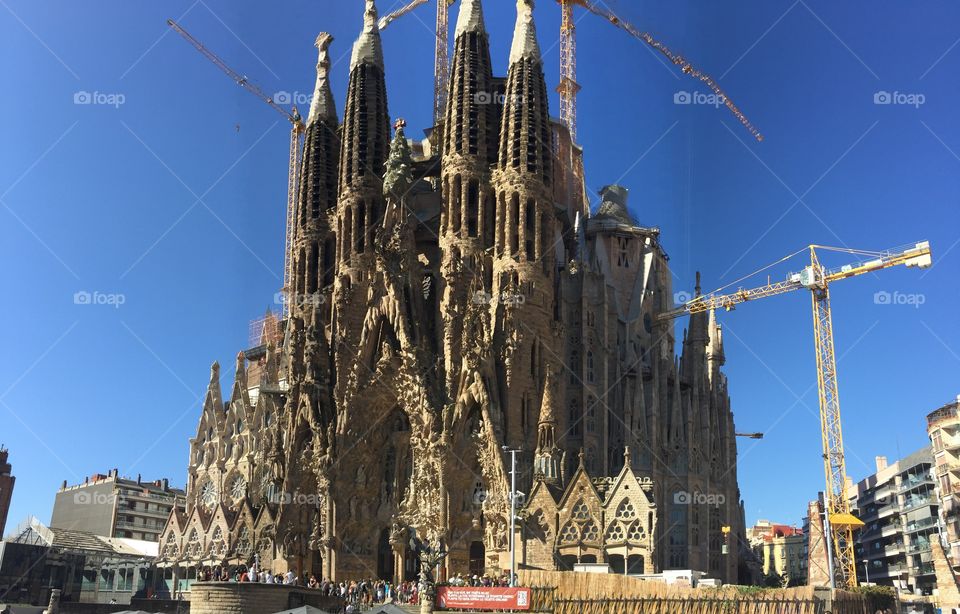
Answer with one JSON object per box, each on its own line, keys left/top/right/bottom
{"left": 191, "top": 565, "right": 516, "bottom": 608}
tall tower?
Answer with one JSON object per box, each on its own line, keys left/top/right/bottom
{"left": 0, "top": 446, "right": 13, "bottom": 538}
{"left": 336, "top": 0, "right": 390, "bottom": 288}
{"left": 492, "top": 0, "right": 557, "bottom": 448}
{"left": 291, "top": 33, "right": 340, "bottom": 320}
{"left": 440, "top": 0, "right": 498, "bottom": 394}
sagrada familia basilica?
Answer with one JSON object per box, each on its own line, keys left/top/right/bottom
{"left": 157, "top": 0, "right": 748, "bottom": 586}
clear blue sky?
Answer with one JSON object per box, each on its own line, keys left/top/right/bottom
{"left": 1, "top": 0, "right": 958, "bottom": 534}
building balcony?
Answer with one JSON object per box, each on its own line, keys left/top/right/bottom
{"left": 899, "top": 475, "right": 934, "bottom": 492}
{"left": 928, "top": 404, "right": 960, "bottom": 429}
{"left": 877, "top": 505, "right": 900, "bottom": 519}
{"left": 902, "top": 497, "right": 932, "bottom": 512}
{"left": 906, "top": 541, "right": 932, "bottom": 556}
{"left": 115, "top": 519, "right": 164, "bottom": 532}
{"left": 119, "top": 505, "right": 171, "bottom": 519}
{"left": 914, "top": 563, "right": 936, "bottom": 576}
{"left": 871, "top": 564, "right": 907, "bottom": 578}
{"left": 118, "top": 490, "right": 180, "bottom": 503}
{"left": 904, "top": 517, "right": 939, "bottom": 534}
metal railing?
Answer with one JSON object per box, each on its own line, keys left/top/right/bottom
{"left": 905, "top": 517, "right": 938, "bottom": 533}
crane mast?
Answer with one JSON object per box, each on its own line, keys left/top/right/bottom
{"left": 434, "top": 0, "right": 451, "bottom": 125}
{"left": 660, "top": 241, "right": 932, "bottom": 588}
{"left": 808, "top": 247, "right": 856, "bottom": 588}
{"left": 379, "top": 0, "right": 453, "bottom": 125}
{"left": 557, "top": 0, "right": 581, "bottom": 141}
{"left": 167, "top": 19, "right": 304, "bottom": 318}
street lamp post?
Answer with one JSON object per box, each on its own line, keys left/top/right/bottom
{"left": 503, "top": 446, "right": 521, "bottom": 587}
{"left": 862, "top": 559, "right": 870, "bottom": 584}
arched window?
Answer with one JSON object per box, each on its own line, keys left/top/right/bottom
{"left": 343, "top": 207, "right": 353, "bottom": 264}
{"left": 524, "top": 198, "right": 535, "bottom": 260}
{"left": 581, "top": 520, "right": 600, "bottom": 544}
{"left": 355, "top": 201, "right": 366, "bottom": 253}
{"left": 323, "top": 237, "right": 335, "bottom": 287}
{"left": 586, "top": 351, "right": 595, "bottom": 383}
{"left": 586, "top": 396, "right": 596, "bottom": 434}
{"left": 510, "top": 193, "right": 520, "bottom": 256}
{"left": 308, "top": 241, "right": 319, "bottom": 294}
{"left": 452, "top": 175, "right": 462, "bottom": 234}
{"left": 668, "top": 493, "right": 689, "bottom": 569}
{"left": 571, "top": 500, "right": 590, "bottom": 521}
{"left": 616, "top": 499, "right": 637, "bottom": 521}
{"left": 568, "top": 399, "right": 581, "bottom": 437}
{"left": 467, "top": 179, "right": 479, "bottom": 237}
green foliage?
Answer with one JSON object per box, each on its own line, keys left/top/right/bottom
{"left": 849, "top": 584, "right": 897, "bottom": 610}
{"left": 762, "top": 572, "right": 787, "bottom": 588}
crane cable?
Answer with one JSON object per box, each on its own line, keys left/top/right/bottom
{"left": 701, "top": 246, "right": 809, "bottom": 299}
{"left": 699, "top": 244, "right": 889, "bottom": 302}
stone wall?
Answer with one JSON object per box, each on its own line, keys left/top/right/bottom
{"left": 187, "top": 582, "right": 339, "bottom": 614}
{"left": 60, "top": 602, "right": 184, "bottom": 614}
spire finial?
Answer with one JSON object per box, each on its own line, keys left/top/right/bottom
{"left": 623, "top": 446, "right": 631, "bottom": 469}
{"left": 695, "top": 271, "right": 702, "bottom": 296}
{"left": 455, "top": 0, "right": 486, "bottom": 37}
{"left": 578, "top": 448, "right": 585, "bottom": 467}
{"left": 351, "top": 0, "right": 384, "bottom": 70}
{"left": 308, "top": 33, "right": 336, "bottom": 123}
{"left": 509, "top": 0, "right": 541, "bottom": 65}
{"left": 364, "top": 0, "right": 379, "bottom": 32}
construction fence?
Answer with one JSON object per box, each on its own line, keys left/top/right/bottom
{"left": 519, "top": 571, "right": 891, "bottom": 614}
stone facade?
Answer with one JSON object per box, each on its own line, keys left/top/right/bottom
{"left": 157, "top": 0, "right": 746, "bottom": 585}
{"left": 188, "top": 582, "right": 339, "bottom": 614}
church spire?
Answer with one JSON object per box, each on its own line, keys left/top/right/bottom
{"left": 444, "top": 0, "right": 496, "bottom": 164}
{"left": 290, "top": 33, "right": 340, "bottom": 311}
{"left": 308, "top": 33, "right": 337, "bottom": 124}
{"left": 534, "top": 370, "right": 561, "bottom": 484}
{"left": 497, "top": 0, "right": 552, "bottom": 185}
{"left": 337, "top": 0, "right": 390, "bottom": 280}
{"left": 340, "top": 0, "right": 390, "bottom": 194}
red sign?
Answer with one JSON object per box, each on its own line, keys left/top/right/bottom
{"left": 437, "top": 586, "right": 531, "bottom": 611}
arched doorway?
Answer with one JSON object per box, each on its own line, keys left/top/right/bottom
{"left": 377, "top": 528, "right": 394, "bottom": 580}
{"left": 469, "top": 541, "right": 485, "bottom": 577}
{"left": 404, "top": 547, "right": 421, "bottom": 581}
{"left": 627, "top": 555, "right": 644, "bottom": 575}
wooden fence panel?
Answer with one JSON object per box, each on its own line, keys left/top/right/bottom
{"left": 552, "top": 597, "right": 833, "bottom": 614}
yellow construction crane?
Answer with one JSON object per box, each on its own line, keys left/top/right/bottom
{"left": 167, "top": 19, "right": 304, "bottom": 318}
{"left": 557, "top": 0, "right": 763, "bottom": 142}
{"left": 379, "top": 0, "right": 456, "bottom": 125}
{"left": 660, "top": 241, "right": 933, "bottom": 588}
